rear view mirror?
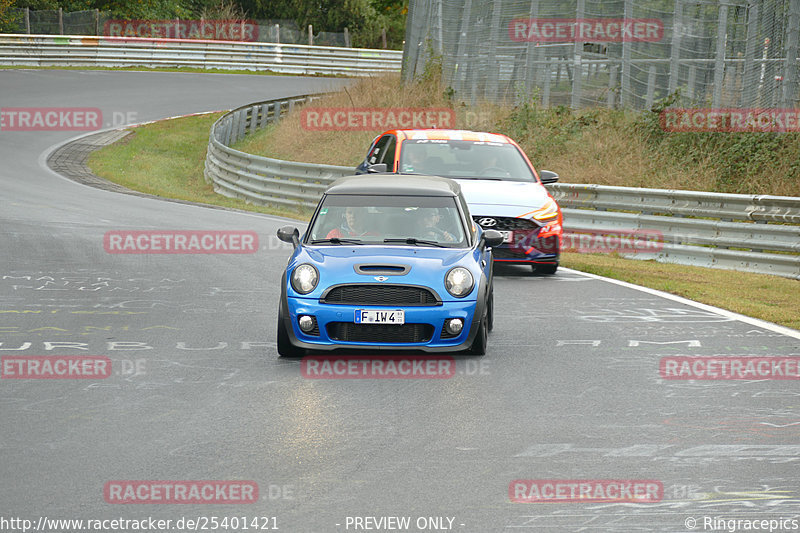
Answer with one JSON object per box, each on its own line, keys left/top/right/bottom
{"left": 481, "top": 229, "right": 504, "bottom": 248}
{"left": 367, "top": 163, "right": 388, "bottom": 173}
{"left": 277, "top": 226, "right": 300, "bottom": 248}
{"left": 539, "top": 170, "right": 559, "bottom": 184}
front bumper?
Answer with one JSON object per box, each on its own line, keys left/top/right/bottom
{"left": 493, "top": 234, "right": 560, "bottom": 264}
{"left": 281, "top": 296, "right": 484, "bottom": 353}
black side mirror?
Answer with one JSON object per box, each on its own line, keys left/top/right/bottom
{"left": 367, "top": 163, "right": 388, "bottom": 173}
{"left": 277, "top": 226, "right": 300, "bottom": 248}
{"left": 481, "top": 229, "right": 504, "bottom": 249}
{"left": 539, "top": 170, "right": 559, "bottom": 184}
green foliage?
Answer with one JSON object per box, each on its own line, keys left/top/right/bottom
{"left": 636, "top": 92, "right": 800, "bottom": 193}
{"left": 501, "top": 94, "right": 606, "bottom": 163}
{"left": 0, "top": 0, "right": 20, "bottom": 32}
{"left": 416, "top": 40, "right": 442, "bottom": 85}
{"left": 7, "top": 0, "right": 406, "bottom": 46}
{"left": 239, "top": 0, "right": 406, "bottom": 48}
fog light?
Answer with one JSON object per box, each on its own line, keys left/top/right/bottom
{"left": 445, "top": 318, "right": 464, "bottom": 335}
{"left": 298, "top": 315, "right": 315, "bottom": 333}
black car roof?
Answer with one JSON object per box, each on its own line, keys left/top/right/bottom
{"left": 325, "top": 175, "right": 461, "bottom": 197}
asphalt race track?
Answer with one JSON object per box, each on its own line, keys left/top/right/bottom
{"left": 1, "top": 70, "right": 799, "bottom": 533}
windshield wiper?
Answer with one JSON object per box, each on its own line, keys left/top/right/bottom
{"left": 310, "top": 238, "right": 364, "bottom": 245}
{"left": 384, "top": 238, "right": 447, "bottom": 248}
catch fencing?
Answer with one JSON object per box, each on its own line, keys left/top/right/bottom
{"left": 402, "top": 0, "right": 800, "bottom": 110}
{"left": 203, "top": 95, "right": 800, "bottom": 279}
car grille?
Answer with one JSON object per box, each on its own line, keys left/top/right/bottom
{"left": 492, "top": 247, "right": 531, "bottom": 259}
{"left": 473, "top": 216, "right": 538, "bottom": 231}
{"left": 321, "top": 285, "right": 439, "bottom": 306}
{"left": 327, "top": 322, "right": 434, "bottom": 343}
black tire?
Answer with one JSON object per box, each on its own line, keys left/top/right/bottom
{"left": 487, "top": 287, "right": 494, "bottom": 332}
{"left": 466, "top": 309, "right": 488, "bottom": 356}
{"left": 277, "top": 316, "right": 305, "bottom": 358}
{"left": 532, "top": 263, "right": 558, "bottom": 275}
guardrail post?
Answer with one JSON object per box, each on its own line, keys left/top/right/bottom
{"left": 237, "top": 109, "right": 247, "bottom": 140}
{"left": 249, "top": 105, "right": 259, "bottom": 134}
{"left": 344, "top": 27, "right": 350, "bottom": 48}
{"left": 308, "top": 25, "right": 313, "bottom": 46}
{"left": 25, "top": 8, "right": 30, "bottom": 34}
{"left": 274, "top": 24, "right": 280, "bottom": 44}
{"left": 59, "top": 8, "right": 64, "bottom": 35}
{"left": 259, "top": 104, "right": 269, "bottom": 128}
{"left": 95, "top": 9, "right": 100, "bottom": 36}
{"left": 381, "top": 28, "right": 387, "bottom": 49}
{"left": 271, "top": 102, "right": 282, "bottom": 124}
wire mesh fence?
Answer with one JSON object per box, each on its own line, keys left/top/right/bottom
{"left": 402, "top": 0, "right": 800, "bottom": 110}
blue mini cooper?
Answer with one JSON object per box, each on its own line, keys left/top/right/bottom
{"left": 276, "top": 175, "right": 503, "bottom": 357}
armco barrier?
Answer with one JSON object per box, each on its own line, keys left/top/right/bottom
{"left": 204, "top": 95, "right": 351, "bottom": 210}
{"left": 0, "top": 34, "right": 401, "bottom": 75}
{"left": 204, "top": 96, "right": 800, "bottom": 279}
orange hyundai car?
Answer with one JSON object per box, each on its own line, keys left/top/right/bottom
{"left": 356, "top": 129, "right": 563, "bottom": 274}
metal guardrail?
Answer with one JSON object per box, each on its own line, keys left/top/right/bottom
{"left": 0, "top": 34, "right": 402, "bottom": 75}
{"left": 204, "top": 95, "right": 800, "bottom": 279}
{"left": 205, "top": 96, "right": 351, "bottom": 210}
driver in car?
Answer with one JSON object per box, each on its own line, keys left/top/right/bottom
{"left": 419, "top": 208, "right": 455, "bottom": 242}
{"left": 400, "top": 148, "right": 429, "bottom": 173}
{"left": 326, "top": 207, "right": 377, "bottom": 239}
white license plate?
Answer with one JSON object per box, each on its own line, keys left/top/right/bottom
{"left": 498, "top": 230, "right": 513, "bottom": 243}
{"left": 355, "top": 309, "right": 405, "bottom": 324}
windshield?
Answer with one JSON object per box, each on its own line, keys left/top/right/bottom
{"left": 307, "top": 194, "right": 468, "bottom": 247}
{"left": 398, "top": 139, "right": 537, "bottom": 181}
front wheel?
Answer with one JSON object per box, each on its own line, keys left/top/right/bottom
{"left": 466, "top": 309, "right": 488, "bottom": 356}
{"left": 487, "top": 287, "right": 494, "bottom": 332}
{"left": 532, "top": 263, "right": 558, "bottom": 275}
{"left": 277, "top": 315, "right": 305, "bottom": 358}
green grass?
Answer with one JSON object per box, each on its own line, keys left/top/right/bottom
{"left": 87, "top": 113, "right": 309, "bottom": 219}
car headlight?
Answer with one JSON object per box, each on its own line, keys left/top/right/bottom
{"left": 291, "top": 264, "right": 319, "bottom": 294}
{"left": 445, "top": 267, "right": 474, "bottom": 298}
{"left": 530, "top": 197, "right": 559, "bottom": 221}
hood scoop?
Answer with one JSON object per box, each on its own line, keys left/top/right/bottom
{"left": 354, "top": 264, "right": 410, "bottom": 276}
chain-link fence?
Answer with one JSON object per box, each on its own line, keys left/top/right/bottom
{"left": 4, "top": 9, "right": 374, "bottom": 48}
{"left": 403, "top": 0, "right": 800, "bottom": 110}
